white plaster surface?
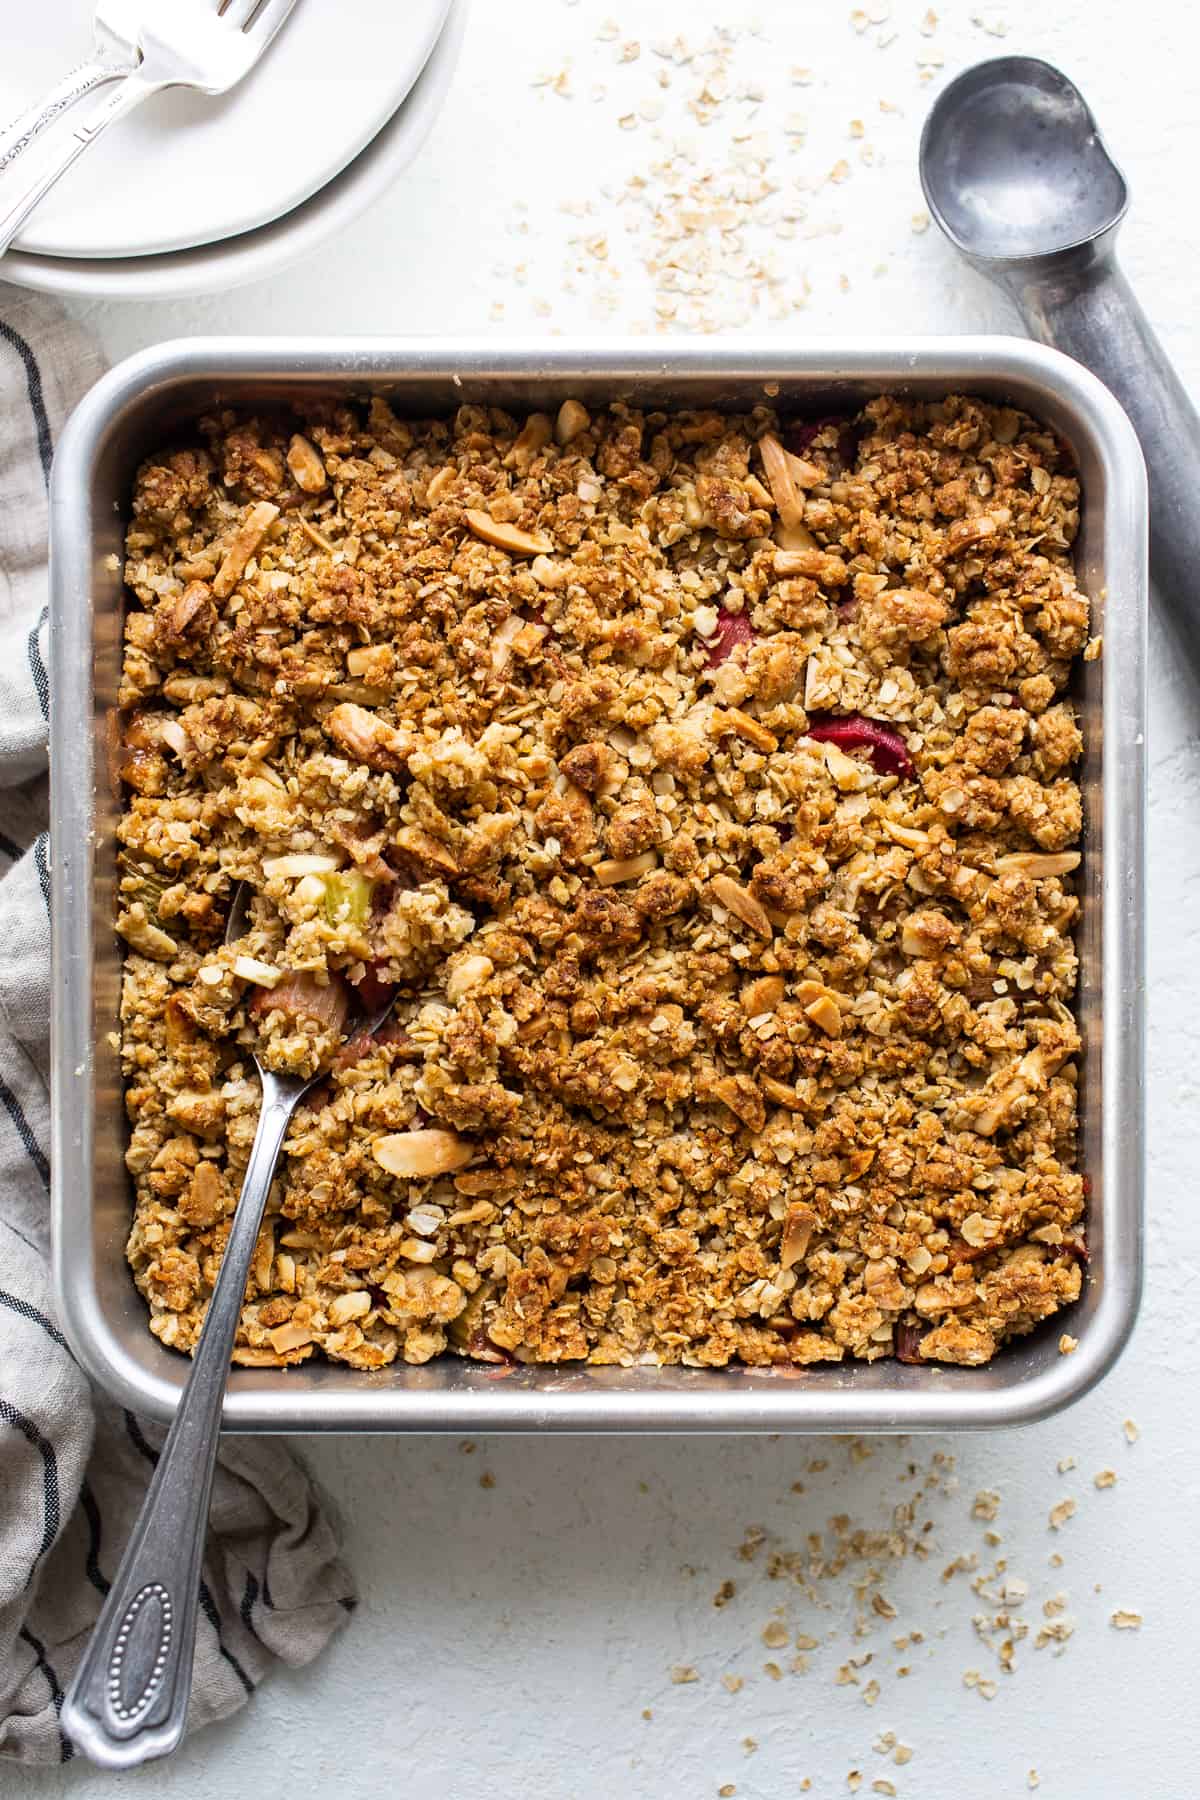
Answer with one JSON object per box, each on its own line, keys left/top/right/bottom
{"left": 21, "top": 1, "right": 1200, "bottom": 1793}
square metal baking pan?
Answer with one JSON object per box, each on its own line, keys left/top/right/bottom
{"left": 49, "top": 337, "right": 1146, "bottom": 1433}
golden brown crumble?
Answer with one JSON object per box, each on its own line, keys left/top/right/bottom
{"left": 116, "top": 391, "right": 1087, "bottom": 1371}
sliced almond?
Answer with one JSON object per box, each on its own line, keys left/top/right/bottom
{"left": 509, "top": 412, "right": 554, "bottom": 464}
{"left": 555, "top": 399, "right": 591, "bottom": 446}
{"left": 761, "top": 1074, "right": 801, "bottom": 1109}
{"left": 804, "top": 992, "right": 842, "bottom": 1037}
{"left": 213, "top": 501, "right": 280, "bottom": 598}
{"left": 394, "top": 824, "right": 459, "bottom": 877}
{"left": 446, "top": 953, "right": 495, "bottom": 1003}
{"left": 758, "top": 431, "right": 804, "bottom": 528}
{"left": 785, "top": 448, "right": 825, "bottom": 487}
{"left": 374, "top": 1129, "right": 474, "bottom": 1179}
{"left": 774, "top": 519, "right": 819, "bottom": 553}
{"left": 324, "top": 701, "right": 412, "bottom": 772}
{"left": 881, "top": 819, "right": 932, "bottom": 851}
{"left": 327, "top": 1290, "right": 371, "bottom": 1327}
{"left": 231, "top": 1347, "right": 289, "bottom": 1367}
{"left": 490, "top": 613, "right": 524, "bottom": 674}
{"left": 268, "top": 1321, "right": 315, "bottom": 1354}
{"left": 233, "top": 955, "right": 282, "bottom": 987}
{"left": 159, "top": 717, "right": 190, "bottom": 757}
{"left": 298, "top": 516, "right": 335, "bottom": 554}
{"left": 425, "top": 465, "right": 458, "bottom": 506}
{"left": 713, "top": 707, "right": 779, "bottom": 754}
{"left": 262, "top": 852, "right": 340, "bottom": 879}
{"left": 464, "top": 508, "right": 552, "bottom": 557}
{"left": 822, "top": 740, "right": 875, "bottom": 792}
{"left": 994, "top": 851, "right": 1081, "bottom": 878}
{"left": 741, "top": 974, "right": 785, "bottom": 1014}
{"left": 286, "top": 434, "right": 327, "bottom": 493}
{"left": 780, "top": 1203, "right": 817, "bottom": 1269}
{"left": 594, "top": 850, "right": 658, "bottom": 886}
{"left": 710, "top": 873, "right": 773, "bottom": 938}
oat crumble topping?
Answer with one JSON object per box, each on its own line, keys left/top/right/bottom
{"left": 116, "top": 391, "right": 1087, "bottom": 1371}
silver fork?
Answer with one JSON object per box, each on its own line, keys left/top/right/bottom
{"left": 61, "top": 882, "right": 391, "bottom": 1766}
{"left": 0, "top": 0, "right": 301, "bottom": 257}
{"left": 0, "top": 1, "right": 141, "bottom": 179}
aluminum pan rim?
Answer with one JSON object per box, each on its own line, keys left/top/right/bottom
{"left": 50, "top": 336, "right": 1146, "bottom": 1431}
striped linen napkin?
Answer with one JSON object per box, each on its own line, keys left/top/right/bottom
{"left": 0, "top": 291, "right": 355, "bottom": 1766}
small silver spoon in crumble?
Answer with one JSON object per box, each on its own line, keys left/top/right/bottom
{"left": 62, "top": 880, "right": 392, "bottom": 1768}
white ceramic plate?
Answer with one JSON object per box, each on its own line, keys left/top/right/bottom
{"left": 2, "top": 0, "right": 451, "bottom": 258}
{"left": 1, "top": 0, "right": 466, "bottom": 300}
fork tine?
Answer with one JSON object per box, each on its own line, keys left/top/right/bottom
{"left": 246, "top": 0, "right": 302, "bottom": 42}
{"left": 219, "top": 0, "right": 262, "bottom": 26}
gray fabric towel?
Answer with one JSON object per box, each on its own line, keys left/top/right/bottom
{"left": 0, "top": 291, "right": 355, "bottom": 1767}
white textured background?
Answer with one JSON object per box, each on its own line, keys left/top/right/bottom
{"left": 26, "top": 1, "right": 1200, "bottom": 1793}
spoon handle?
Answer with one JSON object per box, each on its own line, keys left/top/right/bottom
{"left": 1007, "top": 259, "right": 1200, "bottom": 674}
{"left": 61, "top": 1072, "right": 305, "bottom": 1768}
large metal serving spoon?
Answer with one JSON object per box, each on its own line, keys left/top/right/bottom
{"left": 920, "top": 55, "right": 1200, "bottom": 675}
{"left": 62, "top": 884, "right": 390, "bottom": 1767}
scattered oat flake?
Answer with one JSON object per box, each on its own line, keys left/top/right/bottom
{"left": 894, "top": 1746, "right": 913, "bottom": 1766}
{"left": 972, "top": 1488, "right": 1001, "bottom": 1521}
{"left": 921, "top": 6, "right": 938, "bottom": 30}
{"left": 911, "top": 210, "right": 930, "bottom": 233}
{"left": 764, "top": 1661, "right": 783, "bottom": 1680}
{"left": 742, "top": 1738, "right": 758, "bottom": 1754}
{"left": 1057, "top": 1455, "right": 1077, "bottom": 1473}
{"left": 719, "top": 1787, "right": 736, "bottom": 1797}
{"left": 671, "top": 1665, "right": 700, "bottom": 1684}
{"left": 1111, "top": 1609, "right": 1143, "bottom": 1630}
{"left": 721, "top": 1673, "right": 744, "bottom": 1693}
{"left": 872, "top": 1784, "right": 897, "bottom": 1797}
{"left": 847, "top": 1775, "right": 863, "bottom": 1794}
{"left": 1094, "top": 1468, "right": 1117, "bottom": 1489}
{"left": 1049, "top": 1497, "right": 1077, "bottom": 1530}
{"left": 862, "top": 1678, "right": 881, "bottom": 1706}
{"left": 762, "top": 1619, "right": 790, "bottom": 1648}
{"left": 1029, "top": 1775, "right": 1041, "bottom": 1792}
{"left": 1059, "top": 1333, "right": 1079, "bottom": 1354}
{"left": 1123, "top": 1417, "right": 1140, "bottom": 1443}
{"left": 479, "top": 1471, "right": 495, "bottom": 1489}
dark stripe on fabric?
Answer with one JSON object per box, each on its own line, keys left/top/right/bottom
{"left": 28, "top": 603, "right": 50, "bottom": 723}
{"left": 0, "top": 1287, "right": 71, "bottom": 1354}
{"left": 0, "top": 318, "right": 54, "bottom": 482}
{"left": 0, "top": 829, "right": 22, "bottom": 861}
{"left": 34, "top": 832, "right": 50, "bottom": 916}
{"left": 80, "top": 1480, "right": 110, "bottom": 1596}
{"left": 0, "top": 1399, "right": 60, "bottom": 1571}
{"left": 339, "top": 1596, "right": 357, "bottom": 1612}
{"left": 0, "top": 1213, "right": 41, "bottom": 1255}
{"left": 122, "top": 1411, "right": 255, "bottom": 1694}
{"left": 198, "top": 1581, "right": 255, "bottom": 1696}
{"left": 123, "top": 1407, "right": 157, "bottom": 1467}
{"left": 17, "top": 1627, "right": 73, "bottom": 1762}
{"left": 0, "top": 1074, "right": 50, "bottom": 1189}
{"left": 240, "top": 1570, "right": 260, "bottom": 1637}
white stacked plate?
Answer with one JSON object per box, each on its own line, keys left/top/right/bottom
{"left": 0, "top": 0, "right": 466, "bottom": 298}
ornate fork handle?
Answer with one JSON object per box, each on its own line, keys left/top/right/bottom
{"left": 0, "top": 54, "right": 138, "bottom": 178}
{"left": 61, "top": 1071, "right": 308, "bottom": 1768}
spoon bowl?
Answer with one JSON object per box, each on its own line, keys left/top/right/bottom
{"left": 919, "top": 55, "right": 1128, "bottom": 266}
